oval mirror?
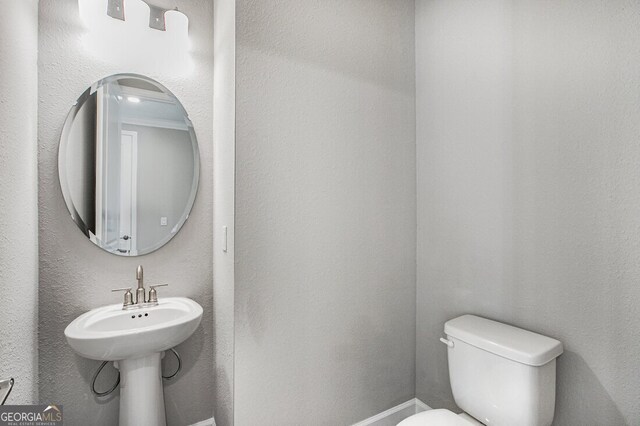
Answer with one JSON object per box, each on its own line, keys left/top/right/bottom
{"left": 58, "top": 74, "right": 200, "bottom": 256}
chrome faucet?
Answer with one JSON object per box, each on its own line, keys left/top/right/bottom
{"left": 112, "top": 266, "right": 169, "bottom": 309}
{"left": 135, "top": 265, "right": 146, "bottom": 304}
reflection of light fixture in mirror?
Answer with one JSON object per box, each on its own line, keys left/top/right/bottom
{"left": 127, "top": 96, "right": 141, "bottom": 103}
{"left": 107, "top": 0, "right": 125, "bottom": 21}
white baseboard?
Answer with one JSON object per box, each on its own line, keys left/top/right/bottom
{"left": 351, "top": 398, "right": 432, "bottom": 426}
{"left": 189, "top": 418, "right": 215, "bottom": 426}
{"left": 197, "top": 399, "right": 431, "bottom": 426}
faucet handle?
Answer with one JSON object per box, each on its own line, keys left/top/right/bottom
{"left": 148, "top": 284, "right": 168, "bottom": 304}
{"left": 111, "top": 287, "right": 134, "bottom": 308}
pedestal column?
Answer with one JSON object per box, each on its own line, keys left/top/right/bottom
{"left": 117, "top": 352, "right": 166, "bottom": 426}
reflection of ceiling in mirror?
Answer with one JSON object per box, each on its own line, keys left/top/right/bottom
{"left": 112, "top": 81, "right": 189, "bottom": 131}
{"left": 118, "top": 78, "right": 163, "bottom": 93}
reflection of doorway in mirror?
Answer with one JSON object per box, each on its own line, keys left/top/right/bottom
{"left": 118, "top": 130, "right": 138, "bottom": 255}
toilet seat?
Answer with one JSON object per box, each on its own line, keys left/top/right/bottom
{"left": 397, "top": 409, "right": 478, "bottom": 426}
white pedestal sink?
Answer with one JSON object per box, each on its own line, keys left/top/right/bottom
{"left": 64, "top": 297, "right": 203, "bottom": 426}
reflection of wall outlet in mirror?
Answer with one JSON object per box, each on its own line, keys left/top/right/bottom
{"left": 160, "top": 217, "right": 168, "bottom": 226}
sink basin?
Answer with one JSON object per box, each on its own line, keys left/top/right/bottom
{"left": 65, "top": 297, "right": 202, "bottom": 361}
{"left": 65, "top": 297, "right": 202, "bottom": 426}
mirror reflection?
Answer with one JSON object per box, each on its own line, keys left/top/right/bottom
{"left": 59, "top": 74, "right": 200, "bottom": 256}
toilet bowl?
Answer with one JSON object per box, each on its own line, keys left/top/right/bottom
{"left": 400, "top": 315, "right": 563, "bottom": 426}
{"left": 398, "top": 409, "right": 482, "bottom": 426}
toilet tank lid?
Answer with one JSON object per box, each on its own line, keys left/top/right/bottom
{"left": 444, "top": 315, "right": 563, "bottom": 366}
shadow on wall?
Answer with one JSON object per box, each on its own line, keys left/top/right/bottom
{"left": 73, "top": 353, "right": 119, "bottom": 406}
{"left": 347, "top": 315, "right": 415, "bottom": 423}
{"left": 554, "top": 351, "right": 627, "bottom": 426}
{"left": 211, "top": 371, "right": 232, "bottom": 426}
{"left": 73, "top": 320, "right": 207, "bottom": 414}
{"left": 428, "top": 337, "right": 630, "bottom": 426}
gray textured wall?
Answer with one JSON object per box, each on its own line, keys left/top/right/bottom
{"left": 416, "top": 1, "right": 640, "bottom": 424}
{"left": 0, "top": 0, "right": 39, "bottom": 405}
{"left": 235, "top": 0, "right": 416, "bottom": 424}
{"left": 38, "top": 1, "right": 214, "bottom": 424}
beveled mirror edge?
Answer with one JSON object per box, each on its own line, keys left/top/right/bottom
{"left": 58, "top": 85, "right": 94, "bottom": 240}
{"left": 57, "top": 73, "right": 201, "bottom": 257}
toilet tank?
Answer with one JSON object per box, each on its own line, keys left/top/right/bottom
{"left": 444, "top": 315, "right": 563, "bottom": 426}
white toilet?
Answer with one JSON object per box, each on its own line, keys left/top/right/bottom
{"left": 400, "top": 315, "right": 563, "bottom": 426}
